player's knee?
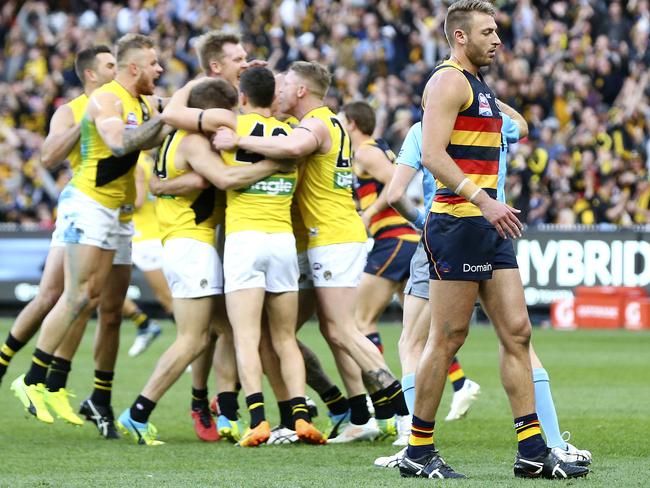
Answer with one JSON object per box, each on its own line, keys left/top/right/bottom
{"left": 508, "top": 316, "right": 532, "bottom": 347}
{"left": 36, "top": 286, "right": 63, "bottom": 311}
{"left": 398, "top": 330, "right": 426, "bottom": 360}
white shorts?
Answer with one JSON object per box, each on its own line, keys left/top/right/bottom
{"left": 297, "top": 251, "right": 314, "bottom": 290}
{"left": 132, "top": 239, "right": 163, "bottom": 271}
{"left": 224, "top": 231, "right": 299, "bottom": 294}
{"left": 113, "top": 221, "right": 133, "bottom": 266}
{"left": 308, "top": 242, "right": 367, "bottom": 288}
{"left": 55, "top": 186, "right": 120, "bottom": 250}
{"left": 163, "top": 238, "right": 223, "bottom": 298}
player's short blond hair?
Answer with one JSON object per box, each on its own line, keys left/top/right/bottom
{"left": 444, "top": 0, "right": 497, "bottom": 45}
{"left": 289, "top": 61, "right": 332, "bottom": 99}
{"left": 196, "top": 31, "right": 242, "bottom": 73}
{"left": 116, "top": 34, "right": 155, "bottom": 66}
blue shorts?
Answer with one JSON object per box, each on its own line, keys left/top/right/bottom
{"left": 423, "top": 213, "right": 517, "bottom": 281}
{"left": 364, "top": 237, "right": 418, "bottom": 283}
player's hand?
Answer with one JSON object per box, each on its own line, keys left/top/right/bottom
{"left": 149, "top": 173, "right": 164, "bottom": 195}
{"left": 245, "top": 59, "right": 268, "bottom": 69}
{"left": 274, "top": 160, "right": 297, "bottom": 173}
{"left": 360, "top": 210, "right": 373, "bottom": 230}
{"left": 212, "top": 127, "right": 239, "bottom": 151}
{"left": 475, "top": 194, "right": 523, "bottom": 239}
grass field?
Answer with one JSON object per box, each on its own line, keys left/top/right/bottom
{"left": 0, "top": 318, "right": 648, "bottom": 487}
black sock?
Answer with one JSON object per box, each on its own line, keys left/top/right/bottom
{"left": 365, "top": 332, "right": 384, "bottom": 353}
{"left": 246, "top": 393, "right": 265, "bottom": 428}
{"left": 385, "top": 380, "right": 409, "bottom": 416}
{"left": 217, "top": 391, "right": 239, "bottom": 421}
{"left": 0, "top": 333, "right": 26, "bottom": 380}
{"left": 320, "top": 386, "right": 349, "bottom": 415}
{"left": 129, "top": 308, "right": 150, "bottom": 332}
{"left": 290, "top": 396, "right": 310, "bottom": 425}
{"left": 370, "top": 390, "right": 394, "bottom": 420}
{"left": 90, "top": 370, "right": 114, "bottom": 407}
{"left": 191, "top": 387, "right": 209, "bottom": 410}
{"left": 278, "top": 400, "right": 293, "bottom": 429}
{"left": 515, "top": 413, "right": 547, "bottom": 458}
{"left": 130, "top": 394, "right": 156, "bottom": 423}
{"left": 25, "top": 348, "right": 53, "bottom": 385}
{"left": 349, "top": 394, "right": 371, "bottom": 425}
{"left": 46, "top": 356, "right": 71, "bottom": 392}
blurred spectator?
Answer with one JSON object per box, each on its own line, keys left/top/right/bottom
{"left": 0, "top": 0, "right": 648, "bottom": 227}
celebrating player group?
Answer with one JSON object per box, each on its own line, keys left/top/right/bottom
{"left": 0, "top": 0, "right": 593, "bottom": 480}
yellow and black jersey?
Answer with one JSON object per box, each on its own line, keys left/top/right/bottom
{"left": 296, "top": 106, "right": 366, "bottom": 248}
{"left": 221, "top": 112, "right": 296, "bottom": 234}
{"left": 154, "top": 130, "right": 222, "bottom": 245}
{"left": 132, "top": 152, "right": 160, "bottom": 242}
{"left": 73, "top": 80, "right": 152, "bottom": 209}
{"left": 65, "top": 93, "right": 88, "bottom": 173}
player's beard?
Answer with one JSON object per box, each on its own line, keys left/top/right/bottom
{"left": 466, "top": 38, "right": 494, "bottom": 68}
{"left": 135, "top": 72, "right": 155, "bottom": 96}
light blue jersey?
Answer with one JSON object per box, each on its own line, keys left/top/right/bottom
{"left": 396, "top": 122, "right": 436, "bottom": 211}
{"left": 498, "top": 113, "right": 520, "bottom": 202}
{"left": 397, "top": 116, "right": 520, "bottom": 206}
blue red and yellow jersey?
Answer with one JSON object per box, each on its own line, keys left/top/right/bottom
{"left": 353, "top": 138, "right": 419, "bottom": 242}
{"left": 427, "top": 60, "right": 502, "bottom": 218}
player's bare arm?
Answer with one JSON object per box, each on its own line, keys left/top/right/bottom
{"left": 135, "top": 163, "right": 147, "bottom": 208}
{"left": 213, "top": 117, "right": 328, "bottom": 159}
{"left": 89, "top": 91, "right": 164, "bottom": 157}
{"left": 355, "top": 145, "right": 396, "bottom": 226}
{"left": 149, "top": 172, "right": 209, "bottom": 196}
{"left": 386, "top": 163, "right": 423, "bottom": 227}
{"left": 40, "top": 105, "right": 80, "bottom": 168}
{"left": 422, "top": 70, "right": 522, "bottom": 238}
{"left": 497, "top": 99, "right": 528, "bottom": 138}
{"left": 182, "top": 133, "right": 287, "bottom": 190}
{"left": 161, "top": 80, "right": 236, "bottom": 133}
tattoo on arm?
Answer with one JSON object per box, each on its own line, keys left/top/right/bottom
{"left": 361, "top": 368, "right": 396, "bottom": 394}
{"left": 114, "top": 117, "right": 163, "bottom": 156}
{"left": 299, "top": 342, "right": 335, "bottom": 395}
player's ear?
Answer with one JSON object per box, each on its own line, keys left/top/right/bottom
{"left": 209, "top": 60, "right": 221, "bottom": 76}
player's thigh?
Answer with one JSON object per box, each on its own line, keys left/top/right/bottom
{"left": 355, "top": 272, "right": 399, "bottom": 327}
{"left": 173, "top": 296, "right": 215, "bottom": 340}
{"left": 64, "top": 244, "right": 114, "bottom": 297}
{"left": 428, "top": 279, "right": 478, "bottom": 342}
{"left": 265, "top": 291, "right": 298, "bottom": 338}
{"left": 225, "top": 288, "right": 266, "bottom": 339}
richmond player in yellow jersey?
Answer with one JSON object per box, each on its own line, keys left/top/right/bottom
{"left": 214, "top": 61, "right": 408, "bottom": 443}
{"left": 2, "top": 47, "right": 124, "bottom": 427}
{"left": 217, "top": 67, "right": 324, "bottom": 446}
{"left": 342, "top": 101, "right": 419, "bottom": 353}
{"left": 117, "top": 78, "right": 291, "bottom": 445}
{"left": 10, "top": 35, "right": 168, "bottom": 426}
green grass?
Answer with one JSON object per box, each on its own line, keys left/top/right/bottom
{"left": 0, "top": 318, "right": 648, "bottom": 487}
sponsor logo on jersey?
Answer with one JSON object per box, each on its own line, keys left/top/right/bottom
{"left": 240, "top": 176, "right": 296, "bottom": 196}
{"left": 126, "top": 112, "right": 139, "bottom": 127}
{"left": 333, "top": 171, "right": 353, "bottom": 189}
{"left": 478, "top": 93, "right": 493, "bottom": 117}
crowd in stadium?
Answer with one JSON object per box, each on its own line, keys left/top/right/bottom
{"left": 0, "top": 0, "right": 649, "bottom": 227}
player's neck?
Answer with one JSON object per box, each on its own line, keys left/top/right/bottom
{"left": 350, "top": 132, "right": 371, "bottom": 150}
{"left": 115, "top": 73, "right": 139, "bottom": 97}
{"left": 450, "top": 52, "right": 479, "bottom": 77}
{"left": 83, "top": 82, "right": 100, "bottom": 97}
{"left": 242, "top": 105, "right": 272, "bottom": 118}
{"left": 293, "top": 97, "right": 321, "bottom": 120}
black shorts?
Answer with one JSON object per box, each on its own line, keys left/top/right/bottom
{"left": 364, "top": 237, "right": 418, "bottom": 283}
{"left": 423, "top": 213, "right": 517, "bottom": 281}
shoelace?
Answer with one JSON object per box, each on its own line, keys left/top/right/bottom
{"left": 197, "top": 408, "right": 213, "bottom": 428}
